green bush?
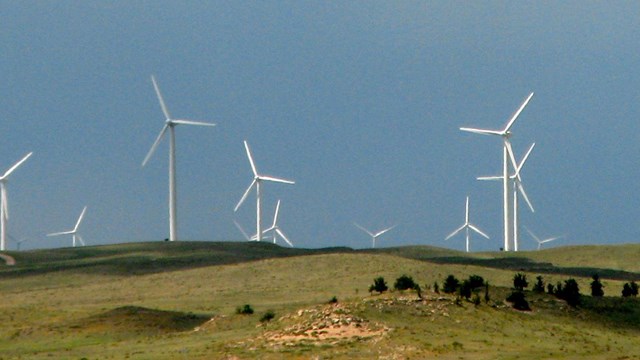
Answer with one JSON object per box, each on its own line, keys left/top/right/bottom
{"left": 533, "top": 275, "right": 545, "bottom": 293}
{"left": 236, "top": 304, "right": 254, "bottom": 315}
{"left": 591, "top": 274, "right": 604, "bottom": 297}
{"left": 513, "top": 273, "right": 528, "bottom": 292}
{"left": 557, "top": 278, "right": 581, "bottom": 307}
{"left": 394, "top": 274, "right": 417, "bottom": 291}
{"left": 369, "top": 277, "right": 388, "bottom": 294}
{"left": 467, "top": 275, "right": 485, "bottom": 289}
{"left": 459, "top": 280, "right": 472, "bottom": 300}
{"left": 433, "top": 281, "right": 440, "bottom": 294}
{"left": 547, "top": 283, "right": 555, "bottom": 294}
{"left": 507, "top": 291, "right": 531, "bottom": 311}
{"left": 260, "top": 310, "right": 275, "bottom": 323}
{"left": 622, "top": 281, "right": 639, "bottom": 297}
{"left": 328, "top": 296, "right": 338, "bottom": 304}
{"left": 443, "top": 275, "right": 460, "bottom": 294}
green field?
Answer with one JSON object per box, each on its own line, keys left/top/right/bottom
{"left": 1, "top": 242, "right": 639, "bottom": 359}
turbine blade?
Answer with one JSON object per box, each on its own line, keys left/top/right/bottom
{"left": 503, "top": 92, "right": 534, "bottom": 133}
{"left": 505, "top": 140, "right": 519, "bottom": 172}
{"left": 262, "top": 225, "right": 275, "bottom": 234}
{"left": 445, "top": 224, "right": 466, "bottom": 240}
{"left": 1, "top": 152, "right": 33, "bottom": 179}
{"left": 468, "top": 224, "right": 490, "bottom": 239}
{"left": 459, "top": 127, "right": 502, "bottom": 136}
{"left": 47, "top": 230, "right": 75, "bottom": 237}
{"left": 375, "top": 225, "right": 395, "bottom": 237}
{"left": 234, "top": 179, "right": 256, "bottom": 212}
{"left": 524, "top": 226, "right": 541, "bottom": 243}
{"left": 518, "top": 143, "right": 536, "bottom": 170}
{"left": 171, "top": 119, "right": 216, "bottom": 127}
{"left": 243, "top": 141, "right": 258, "bottom": 176}
{"left": 276, "top": 228, "right": 293, "bottom": 247}
{"left": 477, "top": 175, "right": 503, "bottom": 181}
{"left": 142, "top": 124, "right": 169, "bottom": 167}
{"left": 74, "top": 206, "right": 87, "bottom": 231}
{"left": 258, "top": 175, "right": 295, "bottom": 185}
{"left": 77, "top": 235, "right": 86, "bottom": 246}
{"left": 233, "top": 220, "right": 251, "bottom": 240}
{"left": 517, "top": 182, "right": 535, "bottom": 213}
{"left": 272, "top": 200, "right": 281, "bottom": 227}
{"left": 151, "top": 75, "right": 171, "bottom": 119}
{"left": 353, "top": 223, "right": 374, "bottom": 237}
{"left": 540, "top": 236, "right": 561, "bottom": 244}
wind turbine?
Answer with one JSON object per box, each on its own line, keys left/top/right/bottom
{"left": 478, "top": 143, "right": 536, "bottom": 251}
{"left": 47, "top": 206, "right": 88, "bottom": 247}
{"left": 460, "top": 92, "right": 534, "bottom": 251}
{"left": 525, "top": 226, "right": 561, "bottom": 250}
{"left": 354, "top": 223, "right": 395, "bottom": 249}
{"left": 234, "top": 141, "right": 295, "bottom": 242}
{"left": 262, "top": 200, "right": 293, "bottom": 247}
{"left": 234, "top": 219, "right": 253, "bottom": 241}
{"left": 0, "top": 152, "right": 33, "bottom": 251}
{"left": 142, "top": 75, "right": 215, "bottom": 242}
{"left": 8, "top": 234, "right": 28, "bottom": 251}
{"left": 445, "top": 196, "right": 490, "bottom": 252}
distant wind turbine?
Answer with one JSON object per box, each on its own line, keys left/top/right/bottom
{"left": 478, "top": 143, "right": 536, "bottom": 251}
{"left": 233, "top": 219, "right": 256, "bottom": 241}
{"left": 234, "top": 141, "right": 295, "bottom": 242}
{"left": 0, "top": 152, "right": 33, "bottom": 251}
{"left": 47, "top": 206, "right": 88, "bottom": 247}
{"left": 460, "top": 92, "right": 534, "bottom": 251}
{"left": 354, "top": 223, "right": 395, "bottom": 249}
{"left": 525, "top": 226, "right": 561, "bottom": 250}
{"left": 445, "top": 196, "right": 490, "bottom": 252}
{"left": 142, "top": 75, "right": 215, "bottom": 242}
{"left": 8, "top": 234, "right": 28, "bottom": 251}
{"left": 263, "top": 200, "right": 293, "bottom": 247}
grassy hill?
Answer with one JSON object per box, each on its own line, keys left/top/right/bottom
{"left": 1, "top": 241, "right": 639, "bottom": 359}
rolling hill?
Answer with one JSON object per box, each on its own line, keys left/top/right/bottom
{"left": 1, "top": 241, "right": 639, "bottom": 359}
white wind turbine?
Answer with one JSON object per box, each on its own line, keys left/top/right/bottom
{"left": 354, "top": 223, "right": 395, "bottom": 249}
{"left": 525, "top": 226, "right": 561, "bottom": 250}
{"left": 47, "top": 206, "right": 88, "bottom": 247}
{"left": 142, "top": 75, "right": 215, "bottom": 242}
{"left": 234, "top": 141, "right": 295, "bottom": 242}
{"left": 0, "top": 152, "right": 33, "bottom": 251}
{"left": 233, "top": 219, "right": 254, "bottom": 241}
{"left": 262, "top": 200, "right": 293, "bottom": 247}
{"left": 478, "top": 143, "right": 536, "bottom": 252}
{"left": 445, "top": 196, "right": 490, "bottom": 252}
{"left": 460, "top": 92, "right": 534, "bottom": 251}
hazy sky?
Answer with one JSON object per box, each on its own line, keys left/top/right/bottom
{"left": 2, "top": 2, "right": 639, "bottom": 251}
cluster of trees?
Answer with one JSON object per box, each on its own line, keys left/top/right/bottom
{"left": 370, "top": 274, "right": 489, "bottom": 305}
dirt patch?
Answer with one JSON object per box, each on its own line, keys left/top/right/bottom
{"left": 0, "top": 253, "right": 16, "bottom": 266}
{"left": 263, "top": 303, "right": 389, "bottom": 345}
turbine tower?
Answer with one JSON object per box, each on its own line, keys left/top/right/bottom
{"left": 47, "top": 206, "right": 88, "bottom": 247}
{"left": 262, "top": 200, "right": 293, "bottom": 247}
{"left": 142, "top": 75, "right": 215, "bottom": 242}
{"left": 234, "top": 141, "right": 294, "bottom": 242}
{"left": 478, "top": 143, "right": 536, "bottom": 251}
{"left": 445, "top": 196, "right": 490, "bottom": 252}
{"left": 0, "top": 152, "right": 33, "bottom": 251}
{"left": 354, "top": 223, "right": 395, "bottom": 249}
{"left": 525, "top": 226, "right": 561, "bottom": 250}
{"left": 460, "top": 92, "right": 534, "bottom": 251}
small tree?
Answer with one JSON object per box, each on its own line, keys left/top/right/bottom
{"left": 546, "top": 283, "right": 555, "bottom": 294}
{"left": 433, "top": 281, "right": 440, "bottom": 294}
{"left": 260, "top": 310, "right": 275, "bottom": 323}
{"left": 555, "top": 281, "right": 564, "bottom": 295}
{"left": 513, "top": 273, "right": 529, "bottom": 292}
{"left": 590, "top": 274, "right": 604, "bottom": 297}
{"left": 484, "top": 282, "right": 491, "bottom": 303}
{"left": 622, "top": 281, "right": 638, "bottom": 297}
{"left": 236, "top": 304, "right": 254, "bottom": 315}
{"left": 394, "top": 274, "right": 417, "bottom": 291}
{"left": 533, "top": 275, "right": 545, "bottom": 293}
{"left": 507, "top": 291, "right": 531, "bottom": 311}
{"left": 558, "top": 278, "right": 581, "bottom": 307}
{"left": 459, "top": 280, "right": 472, "bottom": 300}
{"left": 468, "top": 275, "right": 485, "bottom": 289}
{"left": 369, "top": 277, "right": 388, "bottom": 294}
{"left": 443, "top": 275, "right": 460, "bottom": 294}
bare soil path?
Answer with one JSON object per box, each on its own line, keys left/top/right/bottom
{"left": 0, "top": 253, "right": 16, "bottom": 266}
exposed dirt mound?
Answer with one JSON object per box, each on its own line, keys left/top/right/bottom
{"left": 77, "top": 306, "right": 210, "bottom": 334}
{"left": 264, "top": 303, "right": 389, "bottom": 346}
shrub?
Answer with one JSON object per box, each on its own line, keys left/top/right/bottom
{"left": 236, "top": 304, "right": 254, "bottom": 315}
{"left": 557, "top": 278, "right": 581, "bottom": 307}
{"left": 443, "top": 275, "right": 460, "bottom": 294}
{"left": 622, "top": 281, "right": 639, "bottom": 297}
{"left": 433, "top": 281, "right": 440, "bottom": 294}
{"left": 394, "top": 274, "right": 417, "bottom": 291}
{"left": 467, "top": 275, "right": 485, "bottom": 289}
{"left": 513, "top": 273, "right": 529, "bottom": 292}
{"left": 546, "top": 283, "right": 555, "bottom": 294}
{"left": 507, "top": 291, "right": 531, "bottom": 311}
{"left": 484, "top": 282, "right": 491, "bottom": 303}
{"left": 414, "top": 283, "right": 423, "bottom": 299}
{"left": 590, "top": 274, "right": 604, "bottom": 297}
{"left": 369, "top": 277, "right": 388, "bottom": 294}
{"left": 472, "top": 294, "right": 482, "bottom": 306}
{"left": 260, "top": 310, "right": 275, "bottom": 323}
{"left": 533, "top": 275, "right": 545, "bottom": 293}
{"left": 328, "top": 296, "right": 338, "bottom": 304}
{"left": 458, "top": 280, "right": 472, "bottom": 300}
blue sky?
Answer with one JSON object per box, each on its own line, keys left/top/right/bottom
{"left": 1, "top": 2, "right": 639, "bottom": 251}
